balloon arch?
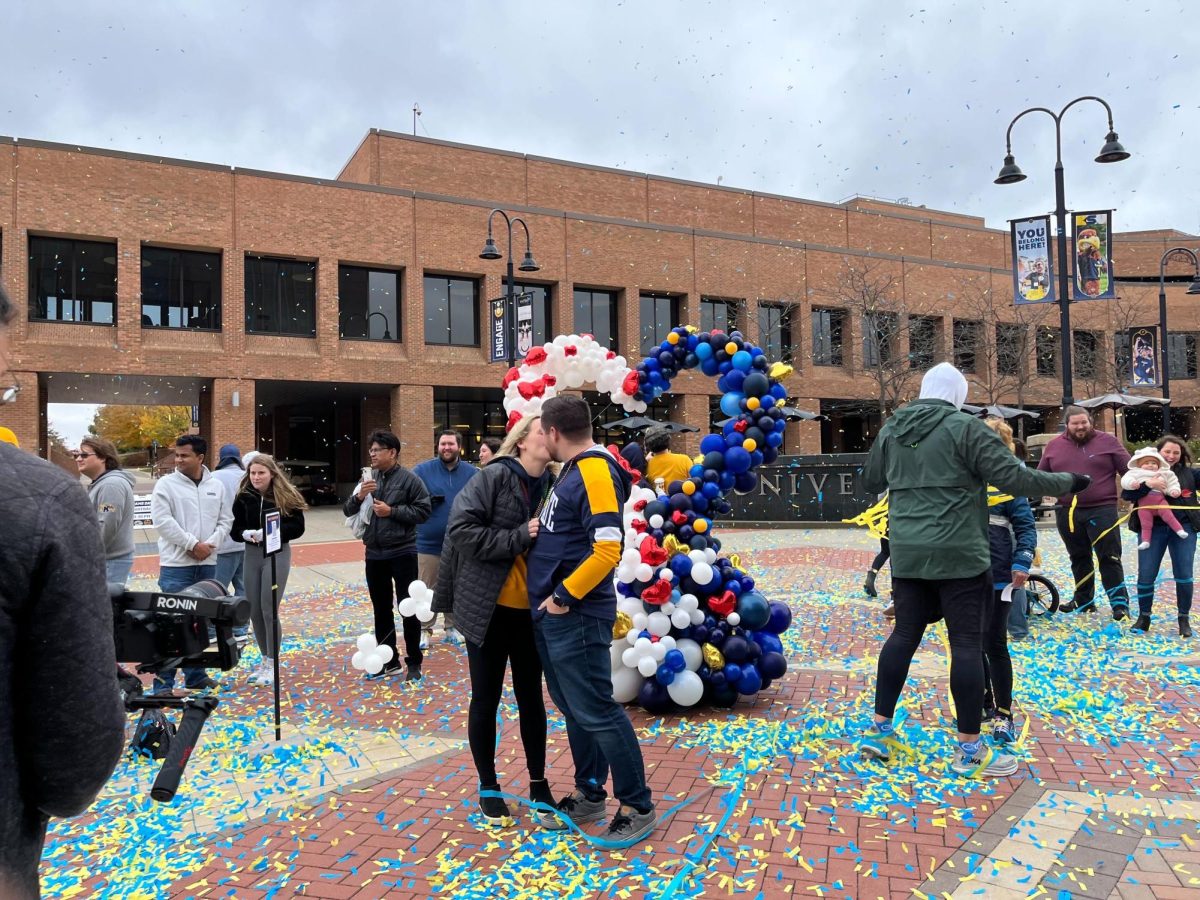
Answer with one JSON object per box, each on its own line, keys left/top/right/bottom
{"left": 502, "top": 326, "right": 794, "bottom": 711}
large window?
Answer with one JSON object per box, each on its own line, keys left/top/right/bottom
{"left": 245, "top": 255, "right": 317, "bottom": 336}
{"left": 996, "top": 323, "right": 1027, "bottom": 376}
{"left": 1168, "top": 332, "right": 1198, "bottom": 379}
{"left": 424, "top": 274, "right": 480, "bottom": 346}
{"left": 141, "top": 246, "right": 221, "bottom": 330}
{"left": 28, "top": 236, "right": 117, "bottom": 324}
{"left": 505, "top": 280, "right": 553, "bottom": 349}
{"left": 863, "top": 312, "right": 898, "bottom": 368}
{"left": 339, "top": 265, "right": 401, "bottom": 341}
{"left": 640, "top": 292, "right": 680, "bottom": 354}
{"left": 1036, "top": 326, "right": 1060, "bottom": 377}
{"left": 1114, "top": 331, "right": 1131, "bottom": 381}
{"left": 574, "top": 288, "right": 619, "bottom": 350}
{"left": 1073, "top": 330, "right": 1100, "bottom": 378}
{"left": 908, "top": 315, "right": 941, "bottom": 370}
{"left": 952, "top": 320, "right": 983, "bottom": 374}
{"left": 812, "top": 307, "right": 846, "bottom": 366}
{"left": 758, "top": 303, "right": 793, "bottom": 363}
{"left": 700, "top": 297, "right": 739, "bottom": 335}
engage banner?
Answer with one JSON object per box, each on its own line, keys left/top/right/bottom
{"left": 1010, "top": 216, "right": 1054, "bottom": 304}
{"left": 1072, "top": 210, "right": 1116, "bottom": 300}
{"left": 1129, "top": 325, "right": 1159, "bottom": 387}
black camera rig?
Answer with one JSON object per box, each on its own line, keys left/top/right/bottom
{"left": 111, "top": 579, "right": 250, "bottom": 802}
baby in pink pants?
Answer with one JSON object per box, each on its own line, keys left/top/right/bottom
{"left": 1120, "top": 448, "right": 1187, "bottom": 550}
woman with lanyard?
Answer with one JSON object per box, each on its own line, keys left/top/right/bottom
{"left": 434, "top": 415, "right": 558, "bottom": 824}
{"left": 1123, "top": 434, "right": 1199, "bottom": 637}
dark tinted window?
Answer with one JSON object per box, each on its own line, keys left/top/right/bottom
{"left": 28, "top": 236, "right": 117, "bottom": 324}
{"left": 997, "top": 323, "right": 1026, "bottom": 375}
{"left": 908, "top": 315, "right": 940, "bottom": 370}
{"left": 758, "top": 303, "right": 793, "bottom": 362}
{"left": 424, "top": 275, "right": 479, "bottom": 346}
{"left": 700, "top": 297, "right": 738, "bottom": 335}
{"left": 339, "top": 265, "right": 401, "bottom": 341}
{"left": 639, "top": 293, "right": 679, "bottom": 354}
{"left": 141, "top": 246, "right": 222, "bottom": 329}
{"left": 953, "top": 320, "right": 983, "bottom": 374}
{"left": 574, "top": 288, "right": 619, "bottom": 350}
{"left": 812, "top": 307, "right": 846, "bottom": 366}
{"left": 245, "top": 255, "right": 317, "bottom": 336}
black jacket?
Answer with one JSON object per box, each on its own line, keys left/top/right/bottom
{"left": 1122, "top": 462, "right": 1200, "bottom": 532}
{"left": 433, "top": 458, "right": 552, "bottom": 646}
{"left": 230, "top": 489, "right": 306, "bottom": 545}
{"left": 0, "top": 444, "right": 125, "bottom": 899}
{"left": 343, "top": 464, "right": 432, "bottom": 558}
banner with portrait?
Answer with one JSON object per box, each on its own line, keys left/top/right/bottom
{"left": 1129, "top": 326, "right": 1159, "bottom": 387}
{"left": 1072, "top": 210, "right": 1116, "bottom": 300}
{"left": 1010, "top": 216, "right": 1054, "bottom": 304}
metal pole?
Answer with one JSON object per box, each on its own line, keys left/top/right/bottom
{"left": 1158, "top": 273, "right": 1171, "bottom": 433}
{"left": 1054, "top": 162, "right": 1074, "bottom": 411}
{"left": 506, "top": 225, "right": 516, "bottom": 368}
{"left": 271, "top": 552, "right": 281, "bottom": 742}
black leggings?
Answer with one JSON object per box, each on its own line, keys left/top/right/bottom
{"left": 466, "top": 604, "right": 547, "bottom": 786}
{"left": 870, "top": 537, "right": 891, "bottom": 572}
{"left": 874, "top": 572, "right": 990, "bottom": 736}
{"left": 365, "top": 554, "right": 423, "bottom": 669}
{"left": 982, "top": 589, "right": 1013, "bottom": 714}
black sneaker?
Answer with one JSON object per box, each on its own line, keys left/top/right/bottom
{"left": 540, "top": 790, "right": 606, "bottom": 831}
{"left": 185, "top": 676, "right": 219, "bottom": 692}
{"left": 365, "top": 665, "right": 403, "bottom": 681}
{"left": 1179, "top": 616, "right": 1192, "bottom": 638}
{"left": 1111, "top": 605, "right": 1129, "bottom": 622}
{"left": 981, "top": 705, "right": 998, "bottom": 723}
{"left": 406, "top": 665, "right": 423, "bottom": 682}
{"left": 1131, "top": 614, "right": 1151, "bottom": 633}
{"left": 478, "top": 785, "right": 511, "bottom": 824}
{"left": 528, "top": 779, "right": 557, "bottom": 826}
{"left": 605, "top": 804, "right": 656, "bottom": 845}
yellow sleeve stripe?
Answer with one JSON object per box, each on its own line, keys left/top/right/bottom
{"left": 563, "top": 540, "right": 623, "bottom": 599}
{"left": 578, "top": 456, "right": 619, "bottom": 514}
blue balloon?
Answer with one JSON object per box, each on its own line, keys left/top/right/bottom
{"left": 752, "top": 631, "right": 784, "bottom": 655}
{"left": 722, "top": 662, "right": 742, "bottom": 683}
{"left": 734, "top": 471, "right": 758, "bottom": 493}
{"left": 724, "top": 369, "right": 746, "bottom": 392}
{"left": 770, "top": 383, "right": 788, "bottom": 400}
{"left": 718, "top": 472, "right": 736, "bottom": 492}
{"left": 719, "top": 393, "right": 744, "bottom": 417}
{"left": 736, "top": 666, "right": 762, "bottom": 695}
{"left": 724, "top": 446, "right": 752, "bottom": 474}
{"left": 765, "top": 600, "right": 793, "bottom": 634}
{"left": 761, "top": 446, "right": 778, "bottom": 465}
{"left": 695, "top": 341, "right": 713, "bottom": 360}
{"left": 722, "top": 635, "right": 750, "bottom": 662}
{"left": 758, "top": 652, "right": 787, "bottom": 680}
{"left": 736, "top": 591, "right": 771, "bottom": 631}
{"left": 665, "top": 649, "right": 687, "bottom": 672}
{"left": 731, "top": 350, "right": 753, "bottom": 371}
{"left": 655, "top": 666, "right": 676, "bottom": 685}
{"left": 639, "top": 679, "right": 673, "bottom": 713}
{"left": 670, "top": 554, "right": 693, "bottom": 577}
{"left": 766, "top": 431, "right": 784, "bottom": 448}
{"left": 691, "top": 495, "right": 709, "bottom": 513}
{"left": 701, "top": 481, "right": 721, "bottom": 499}
{"left": 710, "top": 684, "right": 739, "bottom": 707}
{"left": 742, "top": 372, "right": 770, "bottom": 398}
{"left": 700, "top": 357, "right": 720, "bottom": 376}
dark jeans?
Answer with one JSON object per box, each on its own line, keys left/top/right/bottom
{"left": 466, "top": 605, "right": 546, "bottom": 786}
{"left": 870, "top": 537, "right": 891, "bottom": 573}
{"left": 153, "top": 564, "right": 216, "bottom": 693}
{"left": 874, "top": 571, "right": 990, "bottom": 736}
{"left": 1055, "top": 505, "right": 1130, "bottom": 610}
{"left": 534, "top": 609, "right": 652, "bottom": 812}
{"left": 1136, "top": 522, "right": 1196, "bottom": 618}
{"left": 364, "top": 554, "right": 423, "bottom": 669}
{"left": 982, "top": 589, "right": 1013, "bottom": 714}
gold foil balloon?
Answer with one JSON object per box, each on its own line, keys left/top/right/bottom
{"left": 702, "top": 643, "right": 725, "bottom": 669}
{"left": 728, "top": 553, "right": 743, "bottom": 571}
{"left": 662, "top": 535, "right": 684, "bottom": 557}
{"left": 613, "top": 611, "right": 633, "bottom": 640}
{"left": 768, "top": 362, "right": 794, "bottom": 379}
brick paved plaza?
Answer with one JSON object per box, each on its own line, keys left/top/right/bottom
{"left": 42, "top": 525, "right": 1200, "bottom": 900}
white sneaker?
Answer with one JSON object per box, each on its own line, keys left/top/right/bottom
{"left": 443, "top": 627, "right": 464, "bottom": 645}
{"left": 258, "top": 661, "right": 275, "bottom": 686}
{"left": 1138, "top": 541, "right": 1151, "bottom": 550}
{"left": 1176, "top": 530, "right": 1189, "bottom": 539}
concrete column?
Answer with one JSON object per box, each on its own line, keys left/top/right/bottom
{"left": 393, "top": 384, "right": 433, "bottom": 468}
{"left": 210, "top": 378, "right": 257, "bottom": 454}
{"left": 0, "top": 371, "right": 44, "bottom": 454}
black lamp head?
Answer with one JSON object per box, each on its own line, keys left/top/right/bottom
{"left": 994, "top": 154, "right": 1027, "bottom": 185}
{"left": 1187, "top": 274, "right": 1200, "bottom": 296}
{"left": 1095, "top": 131, "right": 1130, "bottom": 164}
{"left": 518, "top": 251, "right": 540, "bottom": 272}
{"left": 478, "top": 236, "right": 502, "bottom": 261}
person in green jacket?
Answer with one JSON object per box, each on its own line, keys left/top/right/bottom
{"left": 857, "top": 363, "right": 1088, "bottom": 777}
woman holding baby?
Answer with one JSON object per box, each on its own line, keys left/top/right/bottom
{"left": 1121, "top": 435, "right": 1200, "bottom": 636}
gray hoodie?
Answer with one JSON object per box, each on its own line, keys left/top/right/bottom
{"left": 87, "top": 469, "right": 137, "bottom": 559}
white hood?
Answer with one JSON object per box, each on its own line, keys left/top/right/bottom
{"left": 919, "top": 363, "right": 969, "bottom": 410}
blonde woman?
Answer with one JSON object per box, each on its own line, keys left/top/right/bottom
{"left": 231, "top": 454, "right": 307, "bottom": 685}
{"left": 433, "top": 416, "right": 556, "bottom": 825}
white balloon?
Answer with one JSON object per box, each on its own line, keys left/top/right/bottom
{"left": 364, "top": 653, "right": 385, "bottom": 675}
{"left": 649, "top": 514, "right": 664, "bottom": 529}
{"left": 691, "top": 563, "right": 714, "bottom": 585}
{"left": 622, "top": 647, "right": 641, "bottom": 668}
{"left": 408, "top": 580, "right": 428, "bottom": 596}
{"left": 688, "top": 550, "right": 707, "bottom": 565}
{"left": 618, "top": 597, "right": 645, "bottom": 617}
{"left": 658, "top": 636, "right": 676, "bottom": 650}
{"left": 635, "top": 636, "right": 652, "bottom": 651}
{"left": 612, "top": 665, "right": 644, "bottom": 703}
{"left": 647, "top": 612, "right": 672, "bottom": 637}
{"left": 659, "top": 569, "right": 675, "bottom": 582}
{"left": 622, "top": 548, "right": 641, "bottom": 566}
{"left": 667, "top": 669, "right": 704, "bottom": 706}
{"left": 351, "top": 651, "right": 367, "bottom": 670}
{"left": 705, "top": 548, "right": 718, "bottom": 564}
{"left": 376, "top": 644, "right": 394, "bottom": 664}
{"left": 398, "top": 597, "right": 418, "bottom": 617}
{"left": 627, "top": 630, "right": 641, "bottom": 646}
{"left": 637, "top": 656, "right": 659, "bottom": 677}
{"left": 635, "top": 563, "right": 654, "bottom": 582}
{"left": 662, "top": 601, "right": 676, "bottom": 614}
{"left": 416, "top": 607, "right": 435, "bottom": 623}
{"left": 689, "top": 609, "right": 705, "bottom": 626}
{"left": 675, "top": 638, "right": 703, "bottom": 671}
{"left": 611, "top": 643, "right": 627, "bottom": 671}
{"left": 356, "top": 634, "right": 377, "bottom": 653}
{"left": 632, "top": 613, "right": 648, "bottom": 631}
{"left": 671, "top": 609, "right": 692, "bottom": 630}
{"left": 727, "top": 612, "right": 741, "bottom": 627}
{"left": 650, "top": 641, "right": 667, "bottom": 662}
{"left": 679, "top": 593, "right": 699, "bottom": 610}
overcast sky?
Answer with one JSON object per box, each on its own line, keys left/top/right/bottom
{"left": 5, "top": 0, "right": 1198, "bottom": 443}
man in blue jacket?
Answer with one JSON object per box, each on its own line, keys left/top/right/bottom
{"left": 413, "top": 430, "right": 477, "bottom": 645}
{"left": 527, "top": 396, "right": 656, "bottom": 845}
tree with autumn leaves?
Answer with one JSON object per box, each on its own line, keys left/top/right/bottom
{"left": 88, "top": 405, "right": 193, "bottom": 451}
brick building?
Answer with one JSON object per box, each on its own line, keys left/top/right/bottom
{"left": 1, "top": 128, "right": 1198, "bottom": 486}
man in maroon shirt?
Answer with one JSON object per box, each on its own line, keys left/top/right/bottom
{"left": 1037, "top": 406, "right": 1132, "bottom": 618}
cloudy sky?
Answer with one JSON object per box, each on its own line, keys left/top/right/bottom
{"left": 4, "top": 0, "right": 1197, "bottom": 442}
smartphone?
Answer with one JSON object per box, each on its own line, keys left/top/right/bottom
{"left": 361, "top": 466, "right": 373, "bottom": 484}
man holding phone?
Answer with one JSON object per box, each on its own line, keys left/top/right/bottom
{"left": 413, "top": 430, "right": 477, "bottom": 645}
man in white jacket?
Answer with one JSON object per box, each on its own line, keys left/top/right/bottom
{"left": 149, "top": 434, "right": 233, "bottom": 695}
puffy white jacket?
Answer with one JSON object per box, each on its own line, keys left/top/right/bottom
{"left": 211, "top": 463, "right": 247, "bottom": 554}
{"left": 151, "top": 468, "right": 233, "bottom": 568}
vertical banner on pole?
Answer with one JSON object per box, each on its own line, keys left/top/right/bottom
{"left": 515, "top": 291, "right": 534, "bottom": 355}
{"left": 1129, "top": 326, "right": 1159, "bottom": 387}
{"left": 1010, "top": 216, "right": 1055, "bottom": 304}
{"left": 489, "top": 298, "right": 509, "bottom": 363}
{"left": 1072, "top": 210, "right": 1116, "bottom": 300}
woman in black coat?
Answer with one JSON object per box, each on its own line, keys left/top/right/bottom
{"left": 434, "top": 415, "right": 556, "bottom": 824}
{"left": 1122, "top": 434, "right": 1200, "bottom": 636}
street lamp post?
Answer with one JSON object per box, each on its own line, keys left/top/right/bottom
{"left": 479, "top": 209, "right": 540, "bottom": 367}
{"left": 994, "top": 96, "right": 1130, "bottom": 413}
{"left": 1157, "top": 247, "right": 1200, "bottom": 432}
